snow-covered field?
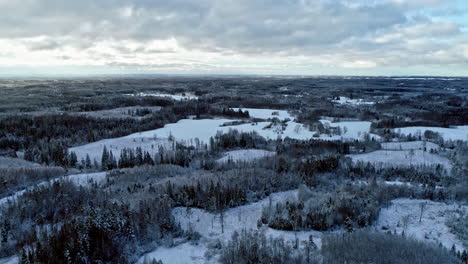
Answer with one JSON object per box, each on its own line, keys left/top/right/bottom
{"left": 125, "top": 92, "right": 198, "bottom": 101}
{"left": 0, "top": 172, "right": 106, "bottom": 207}
{"left": 70, "top": 109, "right": 382, "bottom": 164}
{"left": 381, "top": 141, "right": 440, "bottom": 152}
{"left": 395, "top": 126, "right": 468, "bottom": 141}
{"left": 138, "top": 190, "right": 322, "bottom": 264}
{"left": 331, "top": 96, "right": 375, "bottom": 105}
{"left": 347, "top": 149, "right": 452, "bottom": 171}
{"left": 376, "top": 198, "right": 467, "bottom": 252}
{"left": 69, "top": 135, "right": 171, "bottom": 164}
{"left": 216, "top": 149, "right": 275, "bottom": 163}
{"left": 319, "top": 119, "right": 381, "bottom": 141}
{"left": 232, "top": 108, "right": 294, "bottom": 120}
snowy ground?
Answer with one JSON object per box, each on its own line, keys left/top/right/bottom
{"left": 232, "top": 108, "right": 294, "bottom": 120}
{"left": 75, "top": 106, "right": 161, "bottom": 119}
{"left": 71, "top": 109, "right": 381, "bottom": 164}
{"left": 69, "top": 134, "right": 171, "bottom": 164}
{"left": 125, "top": 92, "right": 198, "bottom": 101}
{"left": 319, "top": 119, "right": 381, "bottom": 141}
{"left": 0, "top": 172, "right": 106, "bottom": 207}
{"left": 395, "top": 126, "right": 468, "bottom": 141}
{"left": 331, "top": 96, "right": 375, "bottom": 105}
{"left": 0, "top": 256, "right": 18, "bottom": 264}
{"left": 70, "top": 116, "right": 315, "bottom": 163}
{"left": 381, "top": 141, "right": 440, "bottom": 152}
{"left": 138, "top": 190, "right": 323, "bottom": 264}
{"left": 138, "top": 241, "right": 211, "bottom": 264}
{"left": 376, "top": 198, "right": 467, "bottom": 252}
{"left": 347, "top": 149, "right": 452, "bottom": 171}
{"left": 0, "top": 157, "right": 41, "bottom": 168}
{"left": 216, "top": 149, "right": 275, "bottom": 163}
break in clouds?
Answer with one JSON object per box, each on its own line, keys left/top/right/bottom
{"left": 0, "top": 0, "right": 467, "bottom": 75}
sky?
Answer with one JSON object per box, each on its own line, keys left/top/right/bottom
{"left": 0, "top": 0, "right": 467, "bottom": 76}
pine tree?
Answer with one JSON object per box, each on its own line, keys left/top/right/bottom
{"left": 69, "top": 151, "right": 78, "bottom": 167}
{"left": 136, "top": 147, "right": 143, "bottom": 166}
{"left": 101, "top": 145, "right": 109, "bottom": 170}
{"left": 85, "top": 154, "right": 92, "bottom": 169}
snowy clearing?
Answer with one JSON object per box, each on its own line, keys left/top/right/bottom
{"left": 381, "top": 141, "right": 440, "bottom": 152}
{"left": 347, "top": 149, "right": 452, "bottom": 171}
{"left": 319, "top": 119, "right": 381, "bottom": 141}
{"left": 70, "top": 117, "right": 316, "bottom": 163}
{"left": 71, "top": 110, "right": 382, "bottom": 164}
{"left": 125, "top": 92, "right": 198, "bottom": 101}
{"left": 376, "top": 198, "right": 467, "bottom": 252}
{"left": 232, "top": 108, "right": 294, "bottom": 120}
{"left": 69, "top": 135, "right": 171, "bottom": 164}
{"left": 138, "top": 190, "right": 322, "bottom": 264}
{"left": 395, "top": 126, "right": 468, "bottom": 141}
{"left": 331, "top": 96, "right": 375, "bottom": 105}
{"left": 0, "top": 172, "right": 106, "bottom": 207}
{"left": 216, "top": 149, "right": 275, "bottom": 163}
{"left": 137, "top": 241, "right": 211, "bottom": 264}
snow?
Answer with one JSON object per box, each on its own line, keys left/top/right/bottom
{"left": 137, "top": 242, "right": 210, "bottom": 264}
{"left": 331, "top": 96, "right": 374, "bottom": 105}
{"left": 139, "top": 190, "right": 322, "bottom": 264}
{"left": 232, "top": 108, "right": 294, "bottom": 120}
{"left": 71, "top": 109, "right": 383, "bottom": 164}
{"left": 347, "top": 149, "right": 452, "bottom": 171}
{"left": 376, "top": 198, "right": 467, "bottom": 252}
{"left": 128, "top": 119, "right": 233, "bottom": 142}
{"left": 125, "top": 92, "right": 198, "bottom": 101}
{"left": 216, "top": 149, "right": 275, "bottom": 163}
{"left": 319, "top": 119, "right": 381, "bottom": 141}
{"left": 220, "top": 121, "right": 316, "bottom": 140}
{"left": 395, "top": 126, "right": 468, "bottom": 141}
{"left": 0, "top": 157, "right": 41, "bottom": 168}
{"left": 381, "top": 141, "right": 440, "bottom": 152}
{"left": 0, "top": 172, "right": 106, "bottom": 207}
{"left": 70, "top": 117, "right": 315, "bottom": 163}
{"left": 69, "top": 134, "right": 171, "bottom": 164}
{"left": 0, "top": 256, "right": 17, "bottom": 264}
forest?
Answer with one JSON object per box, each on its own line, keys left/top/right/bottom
{"left": 0, "top": 76, "right": 467, "bottom": 264}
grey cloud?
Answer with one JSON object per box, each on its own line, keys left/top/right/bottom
{"left": 0, "top": 0, "right": 466, "bottom": 70}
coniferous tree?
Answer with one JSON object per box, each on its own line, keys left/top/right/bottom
{"left": 101, "top": 145, "right": 109, "bottom": 170}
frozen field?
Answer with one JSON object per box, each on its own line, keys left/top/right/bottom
{"left": 216, "top": 149, "right": 275, "bottom": 163}
{"left": 395, "top": 126, "right": 468, "bottom": 141}
{"left": 71, "top": 109, "right": 383, "bottom": 164}
{"left": 347, "top": 149, "right": 452, "bottom": 171}
{"left": 125, "top": 92, "right": 198, "bottom": 101}
{"left": 376, "top": 198, "right": 467, "bottom": 252}
{"left": 331, "top": 96, "right": 375, "bottom": 105}
{"left": 319, "top": 119, "right": 381, "bottom": 141}
{"left": 381, "top": 141, "right": 440, "bottom": 152}
{"left": 138, "top": 190, "right": 322, "bottom": 264}
{"left": 69, "top": 135, "right": 171, "bottom": 164}
{"left": 232, "top": 108, "right": 294, "bottom": 120}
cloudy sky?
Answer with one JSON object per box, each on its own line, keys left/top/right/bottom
{"left": 0, "top": 0, "right": 467, "bottom": 76}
